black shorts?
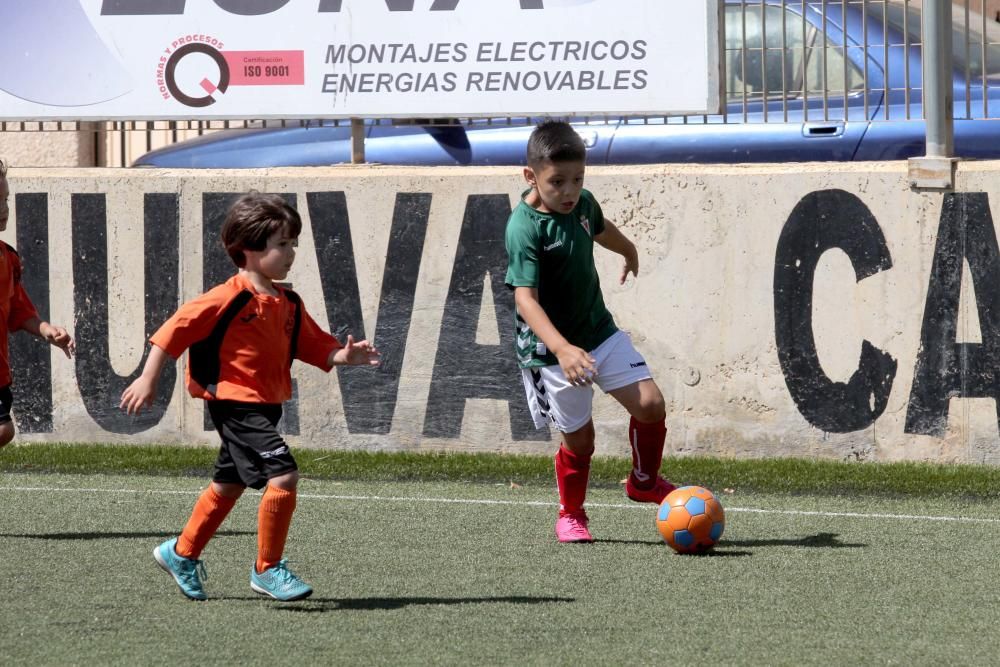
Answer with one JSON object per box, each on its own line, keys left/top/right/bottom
{"left": 0, "top": 385, "right": 12, "bottom": 425}
{"left": 207, "top": 401, "right": 297, "bottom": 490}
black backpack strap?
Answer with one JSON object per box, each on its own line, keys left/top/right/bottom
{"left": 188, "top": 289, "right": 254, "bottom": 396}
{"left": 283, "top": 288, "right": 303, "bottom": 367}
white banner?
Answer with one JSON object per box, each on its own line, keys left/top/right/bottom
{"left": 0, "top": 0, "right": 721, "bottom": 120}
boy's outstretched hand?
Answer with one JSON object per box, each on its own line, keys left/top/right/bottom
{"left": 332, "top": 335, "right": 381, "bottom": 367}
{"left": 120, "top": 376, "right": 157, "bottom": 416}
{"left": 119, "top": 345, "right": 168, "bottom": 416}
{"left": 39, "top": 322, "right": 75, "bottom": 358}
{"left": 619, "top": 252, "right": 639, "bottom": 285}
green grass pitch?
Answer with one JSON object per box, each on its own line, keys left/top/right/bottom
{"left": 3, "top": 446, "right": 1000, "bottom": 664}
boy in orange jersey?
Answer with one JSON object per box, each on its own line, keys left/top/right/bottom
{"left": 0, "top": 159, "right": 75, "bottom": 447}
{"left": 121, "top": 191, "right": 379, "bottom": 601}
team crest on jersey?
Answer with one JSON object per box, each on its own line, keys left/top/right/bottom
{"left": 579, "top": 216, "right": 590, "bottom": 235}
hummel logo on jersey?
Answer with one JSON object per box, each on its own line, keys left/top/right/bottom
{"left": 544, "top": 240, "right": 564, "bottom": 251}
{"left": 629, "top": 361, "right": 647, "bottom": 368}
{"left": 579, "top": 216, "right": 590, "bottom": 235}
{"left": 240, "top": 312, "right": 258, "bottom": 324}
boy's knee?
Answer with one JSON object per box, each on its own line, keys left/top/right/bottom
{"left": 212, "top": 481, "right": 246, "bottom": 499}
{"left": 632, "top": 383, "right": 667, "bottom": 424}
{"left": 268, "top": 470, "right": 299, "bottom": 491}
{"left": 562, "top": 421, "right": 596, "bottom": 456}
{"left": 0, "top": 421, "right": 16, "bottom": 447}
{"left": 633, "top": 390, "right": 667, "bottom": 424}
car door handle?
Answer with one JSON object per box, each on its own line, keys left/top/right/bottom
{"left": 803, "top": 122, "right": 845, "bottom": 138}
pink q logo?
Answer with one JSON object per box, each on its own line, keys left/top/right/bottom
{"left": 165, "top": 43, "right": 230, "bottom": 107}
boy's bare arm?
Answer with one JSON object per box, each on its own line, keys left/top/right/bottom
{"left": 120, "top": 344, "right": 171, "bottom": 415}
{"left": 18, "top": 316, "right": 75, "bottom": 358}
{"left": 514, "top": 287, "right": 597, "bottom": 385}
{"left": 594, "top": 220, "right": 639, "bottom": 284}
{"left": 327, "top": 335, "right": 381, "bottom": 368}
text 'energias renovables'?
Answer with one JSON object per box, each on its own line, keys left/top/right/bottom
{"left": 321, "top": 39, "right": 649, "bottom": 94}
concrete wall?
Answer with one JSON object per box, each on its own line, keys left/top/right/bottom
{"left": 0, "top": 129, "right": 95, "bottom": 168}
{"left": 5, "top": 163, "right": 1000, "bottom": 463}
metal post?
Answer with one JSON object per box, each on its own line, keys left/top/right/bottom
{"left": 908, "top": 0, "right": 956, "bottom": 189}
{"left": 924, "top": 0, "right": 953, "bottom": 157}
{"left": 350, "top": 117, "right": 365, "bottom": 164}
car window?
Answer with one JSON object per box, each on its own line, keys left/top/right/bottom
{"left": 951, "top": 10, "right": 1000, "bottom": 81}
{"left": 725, "top": 5, "right": 864, "bottom": 103}
{"left": 726, "top": 6, "right": 804, "bottom": 102}
{"left": 803, "top": 24, "right": 866, "bottom": 96}
{"left": 864, "top": 1, "right": 1000, "bottom": 81}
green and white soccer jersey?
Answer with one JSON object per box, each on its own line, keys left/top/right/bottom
{"left": 504, "top": 189, "right": 618, "bottom": 368}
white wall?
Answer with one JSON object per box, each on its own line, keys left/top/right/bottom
{"left": 5, "top": 163, "right": 1000, "bottom": 463}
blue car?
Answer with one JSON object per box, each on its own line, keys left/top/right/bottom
{"left": 134, "top": 0, "right": 1000, "bottom": 167}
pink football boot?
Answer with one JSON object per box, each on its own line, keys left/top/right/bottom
{"left": 555, "top": 512, "right": 594, "bottom": 543}
{"left": 625, "top": 475, "right": 677, "bottom": 504}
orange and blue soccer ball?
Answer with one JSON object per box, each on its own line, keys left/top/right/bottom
{"left": 656, "top": 486, "right": 725, "bottom": 554}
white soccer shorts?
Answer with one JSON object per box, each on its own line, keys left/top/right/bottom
{"left": 520, "top": 330, "right": 653, "bottom": 434}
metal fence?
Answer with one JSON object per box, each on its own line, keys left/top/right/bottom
{"left": 4, "top": 0, "right": 999, "bottom": 166}
{"left": 718, "top": 0, "right": 1000, "bottom": 124}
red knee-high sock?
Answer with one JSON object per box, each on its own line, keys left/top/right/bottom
{"left": 176, "top": 486, "right": 238, "bottom": 559}
{"left": 257, "top": 485, "right": 296, "bottom": 573}
{"left": 629, "top": 416, "right": 667, "bottom": 489}
{"left": 555, "top": 445, "right": 591, "bottom": 516}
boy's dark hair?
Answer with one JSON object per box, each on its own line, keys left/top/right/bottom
{"left": 526, "top": 120, "right": 586, "bottom": 166}
{"left": 221, "top": 191, "right": 301, "bottom": 268}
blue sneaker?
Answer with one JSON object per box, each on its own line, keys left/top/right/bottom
{"left": 250, "top": 559, "right": 313, "bottom": 601}
{"left": 153, "top": 537, "right": 207, "bottom": 601}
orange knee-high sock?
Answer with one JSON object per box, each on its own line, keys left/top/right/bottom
{"left": 256, "top": 485, "right": 296, "bottom": 573}
{"left": 176, "top": 486, "right": 238, "bottom": 559}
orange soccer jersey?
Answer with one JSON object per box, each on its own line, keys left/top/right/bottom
{"left": 0, "top": 242, "right": 39, "bottom": 388}
{"left": 150, "top": 273, "right": 341, "bottom": 403}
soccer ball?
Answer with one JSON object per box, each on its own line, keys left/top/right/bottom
{"left": 656, "top": 486, "right": 725, "bottom": 554}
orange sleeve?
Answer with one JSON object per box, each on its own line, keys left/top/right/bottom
{"left": 7, "top": 252, "right": 38, "bottom": 331}
{"left": 294, "top": 300, "right": 342, "bottom": 371}
{"left": 7, "top": 283, "right": 38, "bottom": 332}
{"left": 149, "top": 285, "right": 234, "bottom": 359}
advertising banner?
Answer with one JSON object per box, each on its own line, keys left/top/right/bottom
{"left": 0, "top": 0, "right": 721, "bottom": 120}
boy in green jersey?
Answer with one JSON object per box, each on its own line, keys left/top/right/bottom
{"left": 505, "top": 121, "right": 674, "bottom": 543}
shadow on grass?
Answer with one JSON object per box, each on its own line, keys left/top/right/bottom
{"left": 594, "top": 538, "right": 667, "bottom": 546}
{"left": 221, "top": 595, "right": 575, "bottom": 612}
{"left": 593, "top": 532, "right": 861, "bottom": 554}
{"left": 723, "top": 532, "right": 866, "bottom": 549}
{"left": 594, "top": 538, "right": 749, "bottom": 556}
{"left": 0, "top": 529, "right": 254, "bottom": 541}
